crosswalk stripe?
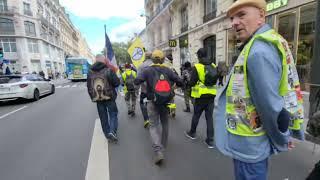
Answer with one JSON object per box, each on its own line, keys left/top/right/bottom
{"left": 85, "top": 119, "right": 110, "bottom": 180}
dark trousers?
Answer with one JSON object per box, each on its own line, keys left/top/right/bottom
{"left": 96, "top": 100, "right": 118, "bottom": 138}
{"left": 189, "top": 101, "right": 214, "bottom": 143}
{"left": 139, "top": 92, "right": 149, "bottom": 121}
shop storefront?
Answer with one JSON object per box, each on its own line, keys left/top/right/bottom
{"left": 226, "top": 0, "right": 316, "bottom": 91}
{"left": 267, "top": 1, "right": 316, "bottom": 91}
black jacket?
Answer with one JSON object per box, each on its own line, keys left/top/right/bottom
{"left": 189, "top": 58, "right": 216, "bottom": 105}
{"left": 87, "top": 62, "right": 120, "bottom": 101}
{"left": 134, "top": 64, "right": 184, "bottom": 101}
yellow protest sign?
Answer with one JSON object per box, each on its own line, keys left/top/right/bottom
{"left": 127, "top": 37, "right": 145, "bottom": 68}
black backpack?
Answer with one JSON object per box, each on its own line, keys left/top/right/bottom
{"left": 125, "top": 72, "right": 135, "bottom": 92}
{"left": 203, "top": 64, "right": 218, "bottom": 86}
{"left": 88, "top": 69, "right": 113, "bottom": 102}
{"left": 152, "top": 68, "right": 174, "bottom": 105}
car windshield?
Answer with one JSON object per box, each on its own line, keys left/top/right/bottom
{"left": 0, "top": 76, "right": 22, "bottom": 84}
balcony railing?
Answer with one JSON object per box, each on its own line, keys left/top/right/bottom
{"left": 0, "top": 6, "right": 17, "bottom": 16}
{"left": 40, "top": 15, "right": 49, "bottom": 26}
{"left": 146, "top": 0, "right": 172, "bottom": 25}
{"left": 181, "top": 25, "right": 188, "bottom": 33}
{"left": 203, "top": 10, "right": 217, "bottom": 23}
{"left": 24, "top": 10, "right": 33, "bottom": 16}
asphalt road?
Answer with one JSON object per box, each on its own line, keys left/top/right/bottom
{"left": 0, "top": 81, "right": 319, "bottom": 180}
{"left": 0, "top": 81, "right": 97, "bottom": 180}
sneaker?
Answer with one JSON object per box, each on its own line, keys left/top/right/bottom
{"left": 154, "top": 151, "right": 164, "bottom": 165}
{"left": 184, "top": 131, "right": 197, "bottom": 140}
{"left": 108, "top": 133, "right": 118, "bottom": 143}
{"left": 144, "top": 120, "right": 150, "bottom": 128}
{"left": 205, "top": 140, "right": 214, "bottom": 149}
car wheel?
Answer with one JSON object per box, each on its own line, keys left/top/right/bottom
{"left": 33, "top": 89, "right": 40, "bottom": 101}
{"left": 51, "top": 85, "right": 55, "bottom": 94}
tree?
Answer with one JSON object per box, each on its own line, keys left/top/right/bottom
{"left": 112, "top": 42, "right": 131, "bottom": 65}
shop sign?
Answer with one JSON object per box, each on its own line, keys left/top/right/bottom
{"left": 169, "top": 40, "right": 177, "bottom": 47}
{"left": 267, "top": 0, "right": 288, "bottom": 12}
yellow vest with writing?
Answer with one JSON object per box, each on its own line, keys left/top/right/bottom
{"left": 226, "top": 29, "right": 304, "bottom": 137}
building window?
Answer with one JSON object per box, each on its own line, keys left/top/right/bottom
{"left": 227, "top": 29, "right": 240, "bottom": 66}
{"left": 24, "top": 21, "right": 36, "bottom": 36}
{"left": 180, "top": 6, "right": 188, "bottom": 33}
{"left": 203, "top": 35, "right": 216, "bottom": 64}
{"left": 23, "top": 2, "right": 32, "bottom": 16}
{"left": 179, "top": 35, "right": 189, "bottom": 65}
{"left": 0, "top": 38, "right": 17, "bottom": 52}
{"left": 203, "top": 0, "right": 217, "bottom": 23}
{"left": 44, "top": 42, "right": 49, "bottom": 55}
{"left": 297, "top": 4, "right": 316, "bottom": 91}
{"left": 28, "top": 39, "right": 39, "bottom": 53}
{"left": 0, "top": 0, "right": 8, "bottom": 11}
{"left": 0, "top": 18, "right": 15, "bottom": 35}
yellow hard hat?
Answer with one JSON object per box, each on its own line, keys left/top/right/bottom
{"left": 152, "top": 49, "right": 164, "bottom": 60}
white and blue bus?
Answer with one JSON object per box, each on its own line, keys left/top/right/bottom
{"left": 65, "top": 57, "right": 92, "bottom": 81}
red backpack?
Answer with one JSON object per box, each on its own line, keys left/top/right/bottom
{"left": 152, "top": 68, "right": 174, "bottom": 105}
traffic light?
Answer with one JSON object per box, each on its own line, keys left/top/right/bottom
{"left": 0, "top": 47, "right": 3, "bottom": 59}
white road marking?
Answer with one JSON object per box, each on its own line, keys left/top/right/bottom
{"left": 71, "top": 85, "right": 77, "bottom": 88}
{"left": 56, "top": 85, "right": 62, "bottom": 89}
{"left": 0, "top": 106, "right": 28, "bottom": 119}
{"left": 85, "top": 119, "right": 110, "bottom": 180}
{"left": 63, "top": 85, "right": 71, "bottom": 88}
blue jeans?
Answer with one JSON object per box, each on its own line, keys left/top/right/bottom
{"left": 96, "top": 100, "right": 118, "bottom": 138}
{"left": 233, "top": 158, "right": 268, "bottom": 180}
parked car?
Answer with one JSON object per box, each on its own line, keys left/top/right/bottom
{"left": 0, "top": 74, "right": 55, "bottom": 101}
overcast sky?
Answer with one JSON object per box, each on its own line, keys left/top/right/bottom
{"left": 60, "top": 0, "right": 146, "bottom": 55}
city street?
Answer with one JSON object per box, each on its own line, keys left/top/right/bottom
{"left": 0, "top": 81, "right": 319, "bottom": 180}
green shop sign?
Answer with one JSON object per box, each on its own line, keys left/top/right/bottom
{"left": 267, "top": 0, "right": 288, "bottom": 12}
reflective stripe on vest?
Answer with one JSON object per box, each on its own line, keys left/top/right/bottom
{"left": 191, "top": 63, "right": 217, "bottom": 98}
{"left": 226, "top": 29, "right": 304, "bottom": 137}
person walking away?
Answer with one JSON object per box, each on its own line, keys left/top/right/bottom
{"left": 137, "top": 52, "right": 153, "bottom": 128}
{"left": 181, "top": 61, "right": 192, "bottom": 112}
{"left": 185, "top": 48, "right": 218, "bottom": 149}
{"left": 87, "top": 54, "right": 120, "bottom": 142}
{"left": 214, "top": 0, "right": 305, "bottom": 179}
{"left": 122, "top": 63, "right": 137, "bottom": 116}
{"left": 134, "top": 50, "right": 184, "bottom": 165}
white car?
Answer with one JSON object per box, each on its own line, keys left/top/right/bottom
{"left": 0, "top": 74, "right": 55, "bottom": 101}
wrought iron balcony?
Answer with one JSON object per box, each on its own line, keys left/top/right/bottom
{"left": 181, "top": 25, "right": 188, "bottom": 33}
{"left": 203, "top": 10, "right": 217, "bottom": 23}
{"left": 0, "top": 6, "right": 17, "bottom": 16}
{"left": 24, "top": 10, "right": 33, "bottom": 16}
{"left": 146, "top": 0, "right": 172, "bottom": 25}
